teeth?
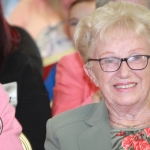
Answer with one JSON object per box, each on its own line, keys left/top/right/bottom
{"left": 116, "top": 84, "right": 136, "bottom": 89}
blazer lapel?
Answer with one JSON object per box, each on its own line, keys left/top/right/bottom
{"left": 78, "top": 100, "right": 112, "bottom": 150}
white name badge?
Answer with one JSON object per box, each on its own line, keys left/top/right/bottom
{"left": 2, "top": 82, "right": 17, "bottom": 107}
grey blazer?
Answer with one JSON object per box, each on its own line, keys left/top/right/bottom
{"left": 45, "top": 100, "right": 112, "bottom": 150}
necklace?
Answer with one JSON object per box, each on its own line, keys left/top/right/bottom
{"left": 109, "top": 117, "right": 150, "bottom": 128}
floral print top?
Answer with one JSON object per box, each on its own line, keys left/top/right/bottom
{"left": 110, "top": 125, "right": 150, "bottom": 150}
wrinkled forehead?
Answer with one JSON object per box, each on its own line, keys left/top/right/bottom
{"left": 94, "top": 26, "right": 149, "bottom": 52}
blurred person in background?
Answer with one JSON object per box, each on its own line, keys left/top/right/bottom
{"left": 8, "top": 0, "right": 61, "bottom": 39}
{"left": 50, "top": 0, "right": 98, "bottom": 116}
{"left": 36, "top": 0, "right": 76, "bottom": 80}
{"left": 0, "top": 0, "right": 51, "bottom": 149}
{"left": 61, "top": 0, "right": 77, "bottom": 19}
{"left": 7, "top": 0, "right": 76, "bottom": 80}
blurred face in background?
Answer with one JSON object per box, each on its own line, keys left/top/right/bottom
{"left": 61, "top": 0, "right": 76, "bottom": 18}
{"left": 68, "top": 1, "right": 95, "bottom": 40}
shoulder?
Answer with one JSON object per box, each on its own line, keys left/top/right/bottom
{"left": 1, "top": 50, "right": 37, "bottom": 78}
{"left": 14, "top": 26, "right": 40, "bottom": 53}
{"left": 47, "top": 104, "right": 96, "bottom": 132}
{"left": 14, "top": 26, "right": 32, "bottom": 40}
{"left": 14, "top": 26, "right": 42, "bottom": 74}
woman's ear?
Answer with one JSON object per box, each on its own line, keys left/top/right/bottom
{"left": 83, "top": 65, "right": 99, "bottom": 87}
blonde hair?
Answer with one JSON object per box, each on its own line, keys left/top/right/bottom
{"left": 74, "top": 2, "right": 150, "bottom": 63}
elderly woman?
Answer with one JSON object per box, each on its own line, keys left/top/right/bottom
{"left": 45, "top": 2, "right": 150, "bottom": 150}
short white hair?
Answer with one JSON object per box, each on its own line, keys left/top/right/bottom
{"left": 74, "top": 2, "right": 150, "bottom": 63}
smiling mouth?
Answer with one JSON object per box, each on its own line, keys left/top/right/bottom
{"left": 115, "top": 83, "right": 137, "bottom": 89}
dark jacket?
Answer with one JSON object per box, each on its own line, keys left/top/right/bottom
{"left": 14, "top": 26, "right": 43, "bottom": 75}
{"left": 0, "top": 45, "right": 51, "bottom": 149}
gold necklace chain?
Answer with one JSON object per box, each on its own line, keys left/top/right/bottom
{"left": 109, "top": 117, "right": 150, "bottom": 128}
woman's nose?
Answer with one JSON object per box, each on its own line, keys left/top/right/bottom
{"left": 116, "top": 61, "right": 132, "bottom": 78}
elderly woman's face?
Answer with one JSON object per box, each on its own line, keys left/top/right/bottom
{"left": 91, "top": 34, "right": 150, "bottom": 107}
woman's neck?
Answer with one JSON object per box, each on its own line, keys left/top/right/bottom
{"left": 107, "top": 100, "right": 150, "bottom": 128}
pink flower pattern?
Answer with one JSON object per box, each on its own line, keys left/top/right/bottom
{"left": 112, "top": 127, "right": 150, "bottom": 150}
{"left": 144, "top": 128, "right": 150, "bottom": 137}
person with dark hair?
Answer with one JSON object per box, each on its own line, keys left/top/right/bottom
{"left": 0, "top": 0, "right": 51, "bottom": 150}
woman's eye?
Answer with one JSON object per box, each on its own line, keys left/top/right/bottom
{"left": 105, "top": 58, "right": 116, "bottom": 64}
{"left": 129, "top": 55, "right": 143, "bottom": 61}
{"left": 101, "top": 58, "right": 117, "bottom": 65}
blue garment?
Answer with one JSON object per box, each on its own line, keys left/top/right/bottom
{"left": 45, "top": 64, "right": 57, "bottom": 101}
